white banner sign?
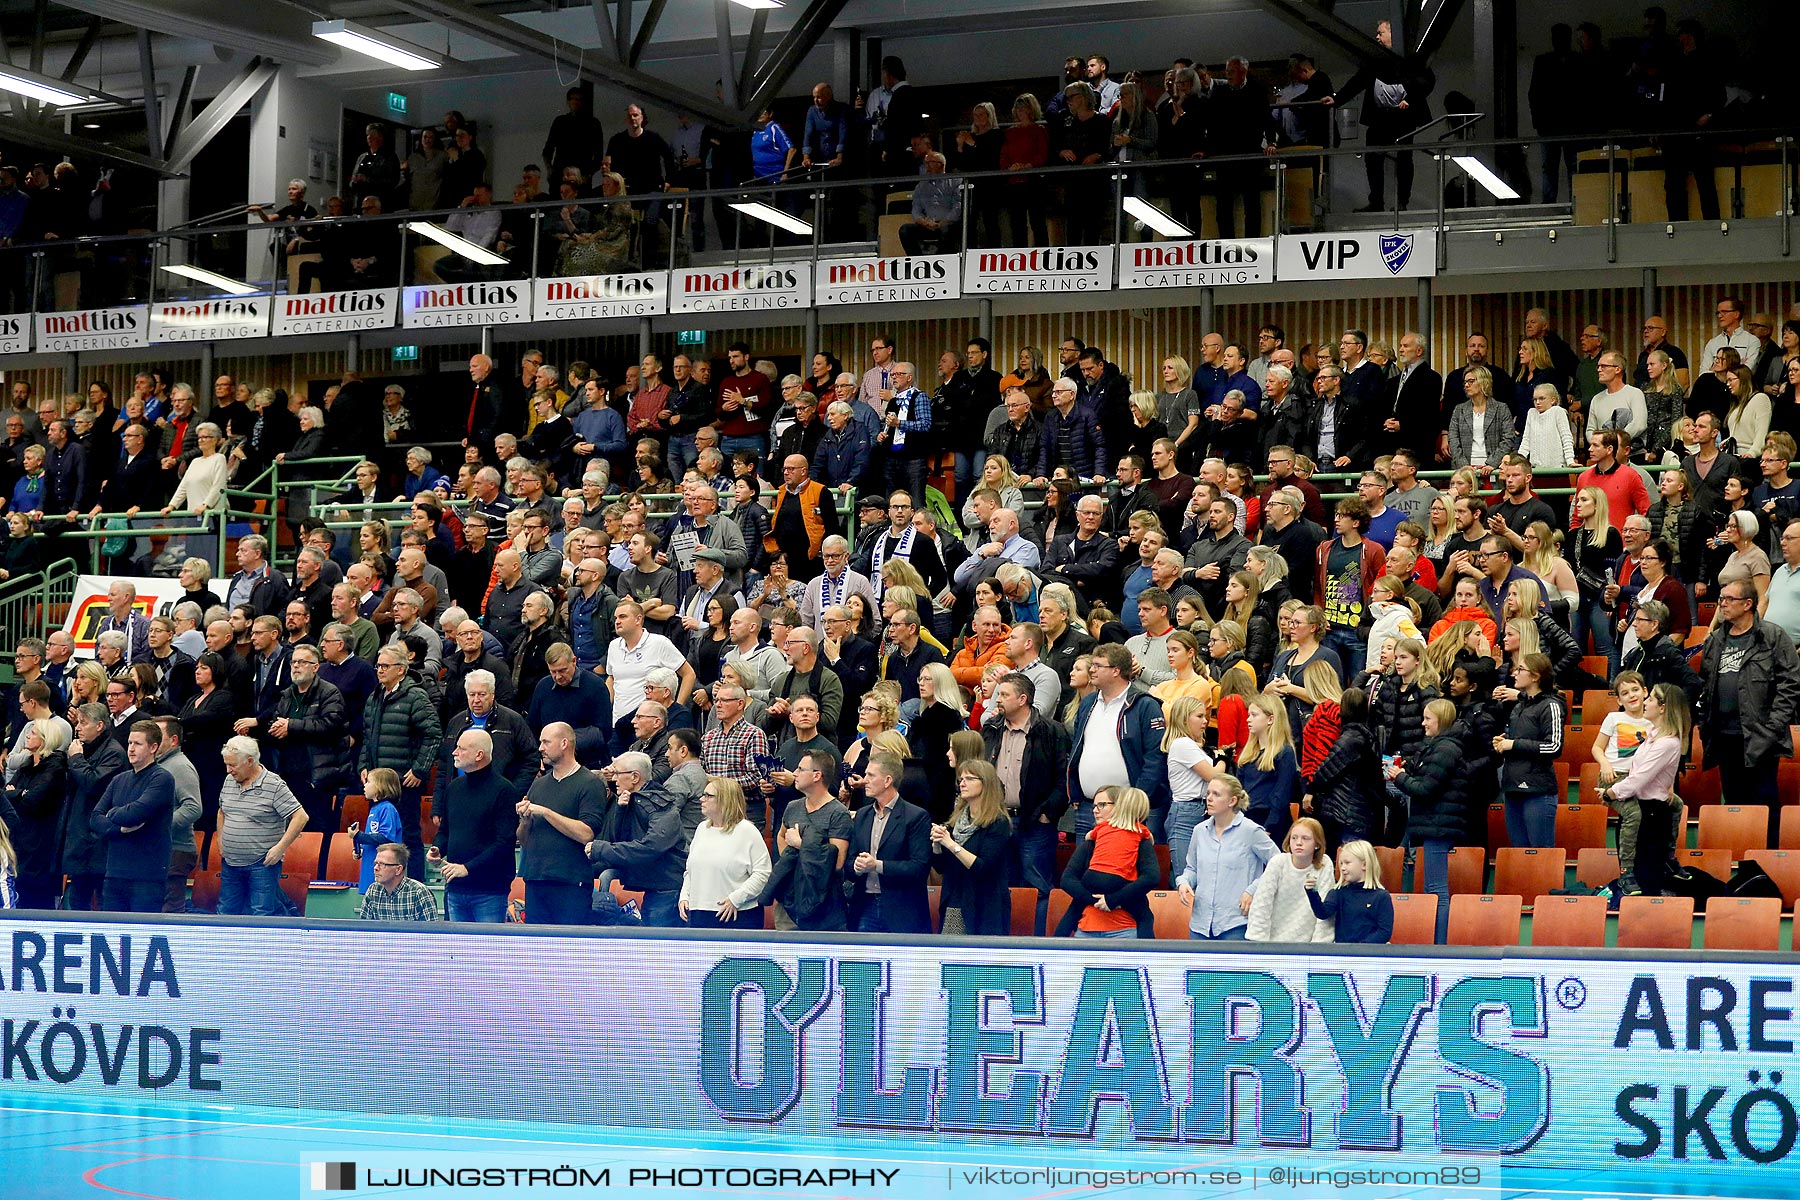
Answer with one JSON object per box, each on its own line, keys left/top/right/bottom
{"left": 148, "top": 297, "right": 270, "bottom": 343}
{"left": 0, "top": 313, "right": 28, "bottom": 353}
{"left": 35, "top": 306, "right": 148, "bottom": 352}
{"left": 533, "top": 272, "right": 667, "bottom": 320}
{"left": 1276, "top": 230, "right": 1438, "bottom": 281}
{"left": 670, "top": 264, "right": 811, "bottom": 313}
{"left": 962, "top": 246, "right": 1114, "bottom": 294}
{"left": 815, "top": 255, "right": 961, "bottom": 305}
{"left": 63, "top": 573, "right": 226, "bottom": 656}
{"left": 270, "top": 288, "right": 399, "bottom": 337}
{"left": 1118, "top": 238, "right": 1275, "bottom": 289}
{"left": 401, "top": 280, "right": 533, "bottom": 329}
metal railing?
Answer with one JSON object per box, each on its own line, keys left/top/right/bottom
{"left": 0, "top": 121, "right": 1788, "bottom": 319}
{"left": 0, "top": 558, "right": 77, "bottom": 677}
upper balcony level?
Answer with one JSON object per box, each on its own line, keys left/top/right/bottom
{"left": 2, "top": 125, "right": 1793, "bottom": 359}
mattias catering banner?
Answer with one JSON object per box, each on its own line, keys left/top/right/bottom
{"left": 0, "top": 918, "right": 1794, "bottom": 1198}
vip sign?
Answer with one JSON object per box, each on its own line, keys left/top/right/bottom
{"left": 962, "top": 246, "right": 1114, "bottom": 294}
{"left": 401, "top": 280, "right": 533, "bottom": 329}
{"left": 533, "top": 272, "right": 667, "bottom": 320}
{"left": 148, "top": 297, "right": 271, "bottom": 343}
{"left": 1276, "top": 230, "right": 1438, "bottom": 281}
{"left": 271, "top": 288, "right": 398, "bottom": 337}
{"left": 1118, "top": 238, "right": 1274, "bottom": 289}
{"left": 0, "top": 313, "right": 27, "bottom": 353}
{"left": 671, "top": 265, "right": 810, "bottom": 313}
{"left": 35, "top": 306, "right": 148, "bottom": 352}
{"left": 815, "top": 255, "right": 960, "bottom": 306}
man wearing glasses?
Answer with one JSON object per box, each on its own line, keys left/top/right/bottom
{"left": 820, "top": 606, "right": 877, "bottom": 743}
{"left": 800, "top": 535, "right": 873, "bottom": 635}
{"left": 1701, "top": 297, "right": 1761, "bottom": 373}
{"left": 1697, "top": 580, "right": 1800, "bottom": 842}
{"left": 1752, "top": 434, "right": 1800, "bottom": 553}
{"left": 1633, "top": 316, "right": 1689, "bottom": 391}
{"left": 1618, "top": 600, "right": 1701, "bottom": 700}
{"left": 359, "top": 647, "right": 442, "bottom": 880}
{"left": 1763, "top": 517, "right": 1800, "bottom": 644}
{"left": 585, "top": 750, "right": 684, "bottom": 927}
{"left": 1066, "top": 642, "right": 1167, "bottom": 841}
{"left": 356, "top": 844, "right": 439, "bottom": 922}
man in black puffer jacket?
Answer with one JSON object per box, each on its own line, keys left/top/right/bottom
{"left": 266, "top": 644, "right": 353, "bottom": 838}
{"left": 1308, "top": 687, "right": 1387, "bottom": 850}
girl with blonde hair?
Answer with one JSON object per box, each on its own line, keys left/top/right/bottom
{"left": 1161, "top": 693, "right": 1226, "bottom": 872}
{"left": 1245, "top": 816, "right": 1335, "bottom": 943}
{"left": 1060, "top": 785, "right": 1157, "bottom": 939}
{"left": 1238, "top": 692, "right": 1301, "bottom": 843}
{"left": 1303, "top": 839, "right": 1394, "bottom": 943}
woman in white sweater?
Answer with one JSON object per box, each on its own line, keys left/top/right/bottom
{"left": 160, "top": 422, "right": 229, "bottom": 518}
{"left": 680, "top": 777, "right": 772, "bottom": 930}
{"left": 1517, "top": 383, "right": 1575, "bottom": 472}
{"left": 1245, "top": 816, "right": 1336, "bottom": 943}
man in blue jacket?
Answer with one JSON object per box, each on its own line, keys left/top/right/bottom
{"left": 1066, "top": 643, "right": 1169, "bottom": 840}
{"left": 88, "top": 720, "right": 176, "bottom": 913}
{"left": 845, "top": 751, "right": 932, "bottom": 934}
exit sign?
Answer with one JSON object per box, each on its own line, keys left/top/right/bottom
{"left": 675, "top": 330, "right": 705, "bottom": 346}
{"left": 387, "top": 92, "right": 408, "bottom": 117}
{"left": 392, "top": 345, "right": 419, "bottom": 362}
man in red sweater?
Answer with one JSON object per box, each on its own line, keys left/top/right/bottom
{"left": 1574, "top": 429, "right": 1649, "bottom": 533}
{"left": 716, "top": 341, "right": 774, "bottom": 463}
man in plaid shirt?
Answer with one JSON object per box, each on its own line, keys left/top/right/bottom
{"left": 356, "top": 843, "right": 439, "bottom": 921}
{"left": 700, "top": 681, "right": 771, "bottom": 827}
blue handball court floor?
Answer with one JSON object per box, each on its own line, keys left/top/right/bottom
{"left": 0, "top": 1090, "right": 1788, "bottom": 1200}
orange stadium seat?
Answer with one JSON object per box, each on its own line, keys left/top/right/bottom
{"left": 1559, "top": 725, "right": 1599, "bottom": 766}
{"left": 1149, "top": 891, "right": 1190, "bottom": 940}
{"left": 324, "top": 834, "right": 360, "bottom": 885}
{"left": 1575, "top": 847, "right": 1621, "bottom": 889}
{"left": 1554, "top": 805, "right": 1609, "bottom": 853}
{"left": 1531, "top": 895, "right": 1609, "bottom": 947}
{"left": 1493, "top": 847, "right": 1567, "bottom": 906}
{"left": 1577, "top": 762, "right": 1603, "bottom": 806}
{"left": 1703, "top": 897, "right": 1782, "bottom": 952}
{"left": 1745, "top": 850, "right": 1800, "bottom": 911}
{"left": 1579, "top": 690, "right": 1618, "bottom": 725}
{"left": 277, "top": 874, "right": 308, "bottom": 916}
{"left": 1697, "top": 805, "right": 1769, "bottom": 858}
{"left": 1783, "top": 807, "right": 1800, "bottom": 851}
{"left": 1388, "top": 894, "right": 1438, "bottom": 946}
{"left": 282, "top": 833, "right": 323, "bottom": 882}
{"left": 1487, "top": 803, "right": 1508, "bottom": 855}
{"left": 1446, "top": 894, "right": 1523, "bottom": 947}
{"left": 1374, "top": 846, "right": 1405, "bottom": 891}
{"left": 1674, "top": 848, "right": 1732, "bottom": 882}
{"left": 1617, "top": 895, "right": 1695, "bottom": 950}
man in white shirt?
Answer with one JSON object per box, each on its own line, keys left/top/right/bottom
{"left": 1700, "top": 296, "right": 1760, "bottom": 373}
{"left": 604, "top": 601, "right": 693, "bottom": 757}
{"left": 1587, "top": 351, "right": 1648, "bottom": 441}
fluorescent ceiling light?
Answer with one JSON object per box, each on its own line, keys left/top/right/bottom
{"left": 313, "top": 19, "right": 442, "bottom": 71}
{"left": 729, "top": 200, "right": 813, "bottom": 237}
{"left": 160, "top": 264, "right": 259, "bottom": 296}
{"left": 730, "top": 0, "right": 785, "bottom": 9}
{"left": 1452, "top": 155, "right": 1520, "bottom": 201}
{"left": 407, "top": 221, "right": 510, "bottom": 266}
{"left": 1122, "top": 196, "right": 1192, "bottom": 239}
{"left": 0, "top": 67, "right": 93, "bottom": 107}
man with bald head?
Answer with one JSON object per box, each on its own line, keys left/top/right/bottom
{"left": 768, "top": 451, "right": 843, "bottom": 581}
{"left": 514, "top": 721, "right": 604, "bottom": 924}
{"left": 484, "top": 548, "right": 532, "bottom": 648}
{"left": 432, "top": 727, "right": 524, "bottom": 923}
{"left": 444, "top": 618, "right": 515, "bottom": 715}
{"left": 464, "top": 354, "right": 504, "bottom": 454}
{"left": 952, "top": 506, "right": 1040, "bottom": 597}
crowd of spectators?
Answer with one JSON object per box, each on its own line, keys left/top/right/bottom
{"left": 1, "top": 289, "right": 1798, "bottom": 942}
{"left": 177, "top": 6, "right": 1772, "bottom": 284}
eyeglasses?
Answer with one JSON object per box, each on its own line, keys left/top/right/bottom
{"left": 373, "top": 860, "right": 402, "bottom": 870}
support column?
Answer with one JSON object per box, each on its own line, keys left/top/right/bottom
{"left": 199, "top": 343, "right": 215, "bottom": 409}
{"left": 978, "top": 298, "right": 993, "bottom": 347}
{"left": 63, "top": 353, "right": 78, "bottom": 396}
{"left": 639, "top": 317, "right": 653, "bottom": 361}
{"left": 1473, "top": 0, "right": 1519, "bottom": 140}
{"left": 831, "top": 27, "right": 861, "bottom": 100}
{"left": 804, "top": 308, "right": 820, "bottom": 367}
{"left": 346, "top": 333, "right": 360, "bottom": 375}
{"left": 1198, "top": 287, "right": 1215, "bottom": 334}
{"left": 480, "top": 327, "right": 493, "bottom": 359}
{"left": 1641, "top": 267, "right": 1658, "bottom": 329}
{"left": 1417, "top": 277, "right": 1432, "bottom": 354}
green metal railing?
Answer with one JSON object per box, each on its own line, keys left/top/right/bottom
{"left": 0, "top": 559, "right": 77, "bottom": 678}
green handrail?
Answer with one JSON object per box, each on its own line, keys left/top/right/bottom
{"left": 0, "top": 559, "right": 78, "bottom": 678}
